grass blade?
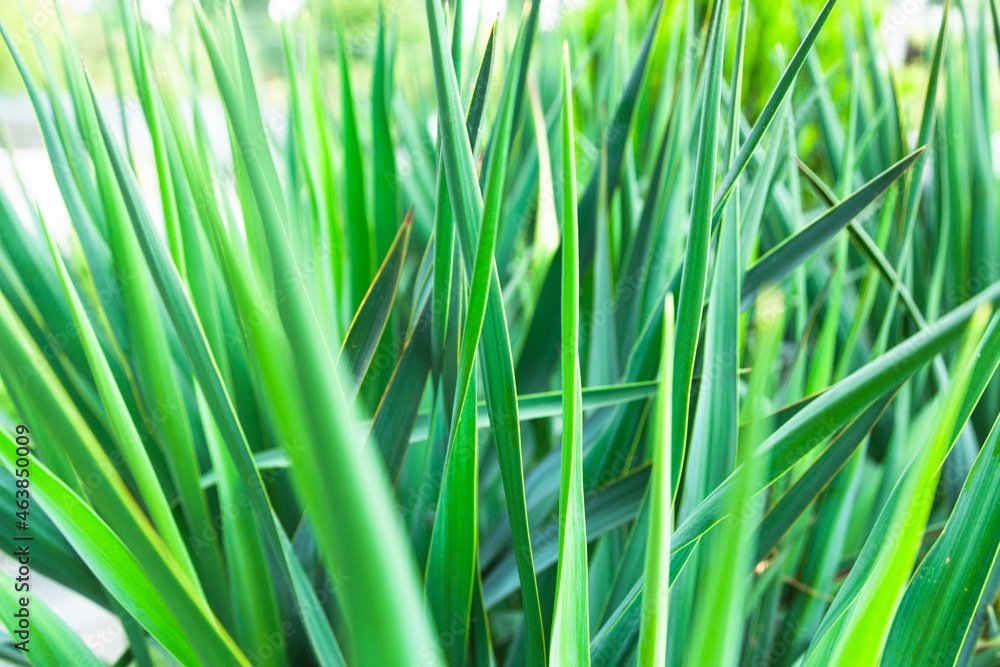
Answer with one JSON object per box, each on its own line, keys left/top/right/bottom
{"left": 339, "top": 214, "right": 412, "bottom": 397}
{"left": 0, "top": 431, "right": 245, "bottom": 666}
{"left": 883, "top": 407, "right": 1000, "bottom": 665}
{"left": 551, "top": 42, "right": 590, "bottom": 666}
{"left": 742, "top": 147, "right": 923, "bottom": 307}
{"left": 424, "top": 1, "right": 546, "bottom": 660}
{"left": 636, "top": 294, "right": 674, "bottom": 667}
{"left": 803, "top": 309, "right": 997, "bottom": 665}
{"left": 671, "top": 0, "right": 727, "bottom": 494}
{"left": 0, "top": 569, "right": 103, "bottom": 665}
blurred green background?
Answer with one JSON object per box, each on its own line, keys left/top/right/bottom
{"left": 0, "top": 0, "right": 948, "bottom": 103}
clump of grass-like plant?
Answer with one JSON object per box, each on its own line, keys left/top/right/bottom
{"left": 0, "top": 0, "right": 999, "bottom": 665}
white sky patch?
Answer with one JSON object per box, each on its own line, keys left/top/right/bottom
{"left": 994, "top": 133, "right": 1000, "bottom": 176}
{"left": 426, "top": 111, "right": 438, "bottom": 144}
{"left": 463, "top": 0, "right": 508, "bottom": 41}
{"left": 879, "top": 0, "right": 966, "bottom": 66}
{"left": 462, "top": 0, "right": 585, "bottom": 36}
{"left": 138, "top": 0, "right": 173, "bottom": 35}
{"left": 64, "top": 0, "right": 96, "bottom": 14}
{"left": 268, "top": 0, "right": 306, "bottom": 24}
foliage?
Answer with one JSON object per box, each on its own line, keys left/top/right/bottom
{"left": 0, "top": 0, "right": 999, "bottom": 665}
